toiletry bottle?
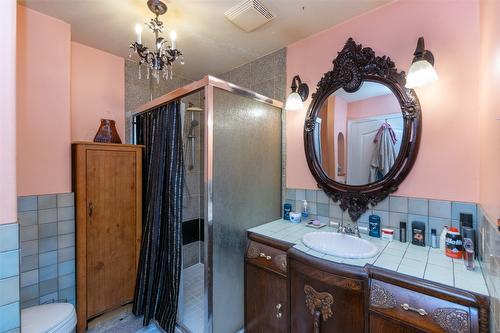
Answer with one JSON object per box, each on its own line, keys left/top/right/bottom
{"left": 369, "top": 215, "right": 381, "bottom": 238}
{"left": 445, "top": 227, "right": 463, "bottom": 259}
{"left": 463, "top": 227, "right": 475, "bottom": 269}
{"left": 399, "top": 222, "right": 407, "bottom": 243}
{"left": 431, "top": 229, "right": 438, "bottom": 248}
{"left": 301, "top": 200, "right": 309, "bottom": 220}
{"left": 460, "top": 213, "right": 475, "bottom": 256}
{"left": 439, "top": 226, "right": 449, "bottom": 251}
{"left": 283, "top": 203, "right": 292, "bottom": 221}
{"left": 411, "top": 221, "right": 425, "bottom": 246}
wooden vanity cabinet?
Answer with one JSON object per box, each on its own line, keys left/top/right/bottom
{"left": 245, "top": 234, "right": 292, "bottom": 333}
{"left": 244, "top": 233, "right": 489, "bottom": 333}
{"left": 288, "top": 248, "right": 368, "bottom": 333}
{"left": 367, "top": 266, "right": 489, "bottom": 333}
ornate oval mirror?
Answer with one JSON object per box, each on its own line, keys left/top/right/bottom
{"left": 304, "top": 38, "right": 421, "bottom": 221}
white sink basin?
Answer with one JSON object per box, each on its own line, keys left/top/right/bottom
{"left": 302, "top": 232, "right": 379, "bottom": 259}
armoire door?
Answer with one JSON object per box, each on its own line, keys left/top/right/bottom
{"left": 85, "top": 149, "right": 137, "bottom": 317}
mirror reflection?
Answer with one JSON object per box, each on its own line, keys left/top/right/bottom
{"left": 313, "top": 82, "right": 403, "bottom": 185}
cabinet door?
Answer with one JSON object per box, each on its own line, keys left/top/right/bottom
{"left": 245, "top": 263, "right": 288, "bottom": 333}
{"left": 370, "top": 313, "right": 422, "bottom": 333}
{"left": 290, "top": 259, "right": 366, "bottom": 333}
{"left": 86, "top": 150, "right": 138, "bottom": 317}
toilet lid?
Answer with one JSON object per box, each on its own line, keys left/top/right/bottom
{"left": 22, "top": 303, "right": 77, "bottom": 333}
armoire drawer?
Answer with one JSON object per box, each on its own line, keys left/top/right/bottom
{"left": 370, "top": 279, "right": 474, "bottom": 332}
{"left": 246, "top": 240, "right": 287, "bottom": 275}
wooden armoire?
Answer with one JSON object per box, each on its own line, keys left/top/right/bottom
{"left": 72, "top": 142, "right": 142, "bottom": 332}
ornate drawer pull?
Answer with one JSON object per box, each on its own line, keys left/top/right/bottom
{"left": 259, "top": 252, "right": 271, "bottom": 260}
{"left": 401, "top": 303, "right": 428, "bottom": 316}
{"left": 276, "top": 303, "right": 282, "bottom": 319}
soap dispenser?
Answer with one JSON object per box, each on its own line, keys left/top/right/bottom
{"left": 301, "top": 200, "right": 309, "bottom": 220}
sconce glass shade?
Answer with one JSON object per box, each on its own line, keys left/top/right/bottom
{"left": 405, "top": 60, "right": 438, "bottom": 89}
{"left": 285, "top": 92, "right": 304, "bottom": 111}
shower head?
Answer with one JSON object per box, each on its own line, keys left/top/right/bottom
{"left": 186, "top": 102, "right": 203, "bottom": 113}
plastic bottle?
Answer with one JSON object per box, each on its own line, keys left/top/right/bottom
{"left": 301, "top": 200, "right": 309, "bottom": 220}
{"left": 439, "top": 226, "right": 449, "bottom": 251}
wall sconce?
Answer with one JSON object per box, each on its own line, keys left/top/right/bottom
{"left": 285, "top": 75, "right": 309, "bottom": 111}
{"left": 405, "top": 37, "right": 438, "bottom": 89}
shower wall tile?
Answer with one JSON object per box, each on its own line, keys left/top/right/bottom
{"left": 218, "top": 48, "right": 286, "bottom": 102}
{"left": 18, "top": 193, "right": 76, "bottom": 308}
{"left": 124, "top": 59, "right": 191, "bottom": 143}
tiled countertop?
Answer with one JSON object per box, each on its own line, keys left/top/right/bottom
{"left": 248, "top": 219, "right": 489, "bottom": 296}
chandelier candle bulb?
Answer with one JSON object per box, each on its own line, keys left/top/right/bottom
{"left": 170, "top": 30, "right": 177, "bottom": 49}
{"left": 135, "top": 24, "right": 142, "bottom": 44}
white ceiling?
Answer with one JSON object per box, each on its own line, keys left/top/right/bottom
{"left": 333, "top": 81, "right": 393, "bottom": 103}
{"left": 18, "top": 0, "right": 391, "bottom": 80}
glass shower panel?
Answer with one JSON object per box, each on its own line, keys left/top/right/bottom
{"left": 211, "top": 88, "right": 282, "bottom": 333}
{"left": 178, "top": 90, "right": 205, "bottom": 333}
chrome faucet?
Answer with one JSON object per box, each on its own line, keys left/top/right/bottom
{"left": 330, "top": 220, "right": 361, "bottom": 238}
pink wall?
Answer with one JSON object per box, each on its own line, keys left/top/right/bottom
{"left": 17, "top": 6, "right": 72, "bottom": 196}
{"left": 347, "top": 94, "right": 400, "bottom": 120}
{"left": 479, "top": 0, "right": 500, "bottom": 220}
{"left": 286, "top": 0, "right": 481, "bottom": 203}
{"left": 0, "top": 1, "right": 17, "bottom": 223}
{"left": 71, "top": 42, "right": 125, "bottom": 142}
{"left": 16, "top": 6, "right": 126, "bottom": 196}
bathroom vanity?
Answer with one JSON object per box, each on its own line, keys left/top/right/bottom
{"left": 244, "top": 220, "right": 490, "bottom": 333}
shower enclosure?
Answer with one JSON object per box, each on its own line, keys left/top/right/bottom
{"left": 133, "top": 76, "right": 283, "bottom": 333}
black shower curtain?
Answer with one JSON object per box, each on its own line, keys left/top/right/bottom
{"left": 133, "top": 101, "right": 184, "bottom": 332}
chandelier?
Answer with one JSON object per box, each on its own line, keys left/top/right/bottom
{"left": 129, "top": 0, "right": 184, "bottom": 82}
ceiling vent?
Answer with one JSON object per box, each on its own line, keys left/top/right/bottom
{"left": 224, "top": 0, "right": 275, "bottom": 32}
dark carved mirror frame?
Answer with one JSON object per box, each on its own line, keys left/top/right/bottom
{"left": 304, "top": 38, "right": 422, "bottom": 221}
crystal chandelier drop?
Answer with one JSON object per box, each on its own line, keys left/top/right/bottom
{"left": 129, "top": 0, "right": 184, "bottom": 82}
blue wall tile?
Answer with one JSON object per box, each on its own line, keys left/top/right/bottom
{"left": 317, "top": 203, "right": 329, "bottom": 217}
{"left": 0, "top": 251, "right": 19, "bottom": 280}
{"left": 38, "top": 251, "right": 57, "bottom": 268}
{"left": 0, "top": 302, "right": 20, "bottom": 332}
{"left": 389, "top": 196, "right": 408, "bottom": 213}
{"left": 0, "top": 224, "right": 19, "bottom": 253}
{"left": 409, "top": 198, "right": 428, "bottom": 216}
{"left": 389, "top": 212, "right": 407, "bottom": 228}
{"left": 0, "top": 277, "right": 19, "bottom": 306}
{"left": 20, "top": 269, "right": 38, "bottom": 288}
{"left": 316, "top": 191, "right": 329, "bottom": 204}
{"left": 18, "top": 211, "right": 37, "bottom": 227}
{"left": 58, "top": 260, "right": 75, "bottom": 276}
{"left": 451, "top": 202, "right": 477, "bottom": 223}
{"left": 285, "top": 189, "right": 295, "bottom": 200}
{"left": 306, "top": 190, "right": 317, "bottom": 202}
{"left": 372, "top": 210, "right": 390, "bottom": 227}
{"left": 429, "top": 200, "right": 451, "bottom": 219}
{"left": 295, "top": 189, "right": 305, "bottom": 201}
{"left": 38, "top": 194, "right": 57, "bottom": 210}
{"left": 39, "top": 264, "right": 57, "bottom": 282}
{"left": 373, "top": 197, "right": 389, "bottom": 211}
{"left": 17, "top": 196, "right": 37, "bottom": 212}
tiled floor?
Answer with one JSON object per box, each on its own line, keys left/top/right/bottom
{"left": 86, "top": 263, "right": 205, "bottom": 333}
{"left": 178, "top": 263, "right": 204, "bottom": 333}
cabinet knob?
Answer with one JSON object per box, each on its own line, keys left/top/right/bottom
{"left": 259, "top": 252, "right": 271, "bottom": 260}
{"left": 401, "top": 303, "right": 428, "bottom": 316}
{"left": 276, "top": 303, "right": 282, "bottom": 319}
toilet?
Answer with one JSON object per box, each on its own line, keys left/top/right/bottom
{"left": 22, "top": 303, "right": 77, "bottom": 333}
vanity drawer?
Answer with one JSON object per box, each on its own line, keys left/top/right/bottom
{"left": 246, "top": 240, "right": 287, "bottom": 275}
{"left": 369, "top": 279, "right": 474, "bottom": 332}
